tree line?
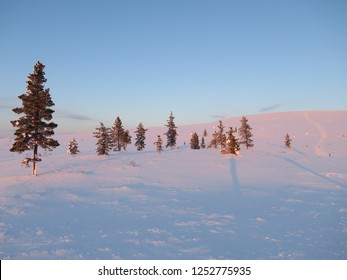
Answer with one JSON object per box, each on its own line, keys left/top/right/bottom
{"left": 10, "top": 61, "right": 293, "bottom": 176}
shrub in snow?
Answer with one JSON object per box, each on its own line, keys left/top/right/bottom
{"left": 67, "top": 139, "right": 80, "bottom": 155}
{"left": 154, "top": 135, "right": 163, "bottom": 153}
{"left": 285, "top": 133, "right": 292, "bottom": 149}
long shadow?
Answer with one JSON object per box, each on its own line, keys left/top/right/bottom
{"left": 230, "top": 157, "right": 241, "bottom": 195}
{"left": 274, "top": 155, "right": 346, "bottom": 189}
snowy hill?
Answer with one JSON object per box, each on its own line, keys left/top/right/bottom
{"left": 0, "top": 111, "right": 346, "bottom": 259}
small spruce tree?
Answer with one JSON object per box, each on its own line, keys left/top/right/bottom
{"left": 208, "top": 131, "right": 218, "bottom": 148}
{"left": 239, "top": 115, "right": 254, "bottom": 149}
{"left": 134, "top": 122, "right": 148, "bottom": 151}
{"left": 203, "top": 129, "right": 208, "bottom": 137}
{"left": 67, "top": 138, "right": 80, "bottom": 155}
{"left": 217, "top": 120, "right": 226, "bottom": 148}
{"left": 164, "top": 111, "right": 178, "bottom": 149}
{"left": 93, "top": 122, "right": 111, "bottom": 155}
{"left": 154, "top": 135, "right": 163, "bottom": 153}
{"left": 221, "top": 127, "right": 240, "bottom": 155}
{"left": 122, "top": 129, "right": 132, "bottom": 150}
{"left": 285, "top": 133, "right": 292, "bottom": 149}
{"left": 10, "top": 61, "right": 59, "bottom": 176}
{"left": 190, "top": 132, "right": 200, "bottom": 150}
{"left": 110, "top": 116, "right": 125, "bottom": 151}
{"left": 201, "top": 136, "right": 206, "bottom": 149}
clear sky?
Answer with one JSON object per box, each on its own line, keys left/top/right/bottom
{"left": 1, "top": 0, "right": 346, "bottom": 136}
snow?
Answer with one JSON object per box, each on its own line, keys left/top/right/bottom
{"left": 0, "top": 111, "right": 346, "bottom": 259}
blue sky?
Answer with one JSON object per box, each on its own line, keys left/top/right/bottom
{"left": 1, "top": 0, "right": 346, "bottom": 136}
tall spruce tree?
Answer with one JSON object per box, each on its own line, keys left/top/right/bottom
{"left": 190, "top": 132, "right": 200, "bottom": 150}
{"left": 221, "top": 127, "right": 240, "bottom": 155}
{"left": 239, "top": 115, "right": 254, "bottom": 149}
{"left": 164, "top": 111, "right": 178, "bottom": 149}
{"left": 10, "top": 61, "right": 59, "bottom": 176}
{"left": 135, "top": 122, "right": 148, "bottom": 151}
{"left": 110, "top": 116, "right": 125, "bottom": 151}
{"left": 208, "top": 131, "right": 218, "bottom": 148}
{"left": 93, "top": 122, "right": 111, "bottom": 155}
{"left": 217, "top": 120, "right": 226, "bottom": 148}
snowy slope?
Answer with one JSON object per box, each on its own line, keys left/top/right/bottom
{"left": 0, "top": 111, "right": 346, "bottom": 259}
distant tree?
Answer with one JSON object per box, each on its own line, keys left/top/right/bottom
{"left": 122, "top": 129, "right": 132, "bottom": 150}
{"left": 238, "top": 115, "right": 254, "bottom": 149}
{"left": 190, "top": 132, "right": 200, "bottom": 150}
{"left": 217, "top": 120, "right": 226, "bottom": 148}
{"left": 134, "top": 122, "right": 148, "bottom": 151}
{"left": 208, "top": 131, "right": 218, "bottom": 149}
{"left": 154, "top": 135, "right": 163, "bottom": 153}
{"left": 10, "top": 61, "right": 59, "bottom": 176}
{"left": 164, "top": 111, "right": 178, "bottom": 149}
{"left": 201, "top": 136, "right": 206, "bottom": 149}
{"left": 285, "top": 133, "right": 292, "bottom": 149}
{"left": 67, "top": 138, "right": 80, "bottom": 155}
{"left": 93, "top": 122, "right": 111, "bottom": 155}
{"left": 221, "top": 127, "right": 240, "bottom": 155}
{"left": 203, "top": 129, "right": 208, "bottom": 137}
{"left": 110, "top": 116, "right": 125, "bottom": 151}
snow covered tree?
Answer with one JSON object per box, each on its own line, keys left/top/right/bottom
{"left": 10, "top": 61, "right": 59, "bottom": 176}
{"left": 135, "top": 122, "right": 148, "bottom": 151}
{"left": 190, "top": 132, "right": 200, "bottom": 150}
{"left": 154, "top": 135, "right": 163, "bottom": 153}
{"left": 93, "top": 122, "right": 111, "bottom": 155}
{"left": 201, "top": 136, "right": 206, "bottom": 149}
{"left": 67, "top": 138, "right": 80, "bottom": 155}
{"left": 239, "top": 115, "right": 254, "bottom": 149}
{"left": 110, "top": 116, "right": 125, "bottom": 151}
{"left": 285, "top": 133, "right": 292, "bottom": 149}
{"left": 221, "top": 127, "right": 240, "bottom": 155}
{"left": 164, "top": 111, "right": 178, "bottom": 149}
{"left": 208, "top": 131, "right": 218, "bottom": 148}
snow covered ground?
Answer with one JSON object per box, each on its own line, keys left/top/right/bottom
{"left": 0, "top": 111, "right": 346, "bottom": 259}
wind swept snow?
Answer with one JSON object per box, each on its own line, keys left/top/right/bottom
{"left": 0, "top": 111, "right": 346, "bottom": 259}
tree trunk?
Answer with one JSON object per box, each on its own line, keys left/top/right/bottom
{"left": 33, "top": 143, "right": 38, "bottom": 176}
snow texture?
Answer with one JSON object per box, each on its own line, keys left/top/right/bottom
{"left": 0, "top": 111, "right": 346, "bottom": 259}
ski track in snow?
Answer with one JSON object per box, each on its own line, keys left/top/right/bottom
{"left": 1, "top": 111, "right": 347, "bottom": 260}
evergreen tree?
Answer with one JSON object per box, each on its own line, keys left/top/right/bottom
{"left": 208, "top": 131, "right": 218, "bottom": 148}
{"left": 154, "top": 135, "right": 163, "bottom": 153}
{"left": 201, "top": 136, "right": 206, "bottom": 149}
{"left": 203, "top": 129, "right": 208, "bottom": 137}
{"left": 110, "top": 116, "right": 125, "bottom": 151}
{"left": 10, "top": 61, "right": 59, "bottom": 176}
{"left": 217, "top": 120, "right": 226, "bottom": 148}
{"left": 122, "top": 129, "right": 132, "bottom": 150}
{"left": 93, "top": 122, "right": 111, "bottom": 155}
{"left": 164, "top": 111, "right": 178, "bottom": 149}
{"left": 221, "top": 127, "right": 240, "bottom": 155}
{"left": 135, "top": 122, "right": 148, "bottom": 151}
{"left": 67, "top": 138, "right": 80, "bottom": 155}
{"left": 239, "top": 115, "right": 254, "bottom": 149}
{"left": 190, "top": 132, "right": 200, "bottom": 150}
{"left": 285, "top": 133, "right": 292, "bottom": 149}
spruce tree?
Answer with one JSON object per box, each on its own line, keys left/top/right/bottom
{"left": 10, "top": 61, "right": 59, "bottom": 176}
{"left": 154, "top": 135, "right": 163, "bottom": 153}
{"left": 164, "top": 111, "right": 178, "bottom": 149}
{"left": 208, "top": 131, "right": 218, "bottom": 148}
{"left": 135, "top": 122, "right": 148, "bottom": 151}
{"left": 203, "top": 129, "right": 208, "bottom": 137}
{"left": 221, "top": 127, "right": 240, "bottom": 155}
{"left": 93, "top": 122, "right": 111, "bottom": 155}
{"left": 285, "top": 133, "right": 292, "bottom": 149}
{"left": 67, "top": 138, "right": 80, "bottom": 155}
{"left": 217, "top": 120, "right": 226, "bottom": 148}
{"left": 190, "top": 132, "right": 200, "bottom": 150}
{"left": 201, "top": 136, "right": 206, "bottom": 149}
{"left": 110, "top": 116, "right": 125, "bottom": 151}
{"left": 122, "top": 129, "right": 132, "bottom": 150}
{"left": 239, "top": 115, "right": 254, "bottom": 149}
